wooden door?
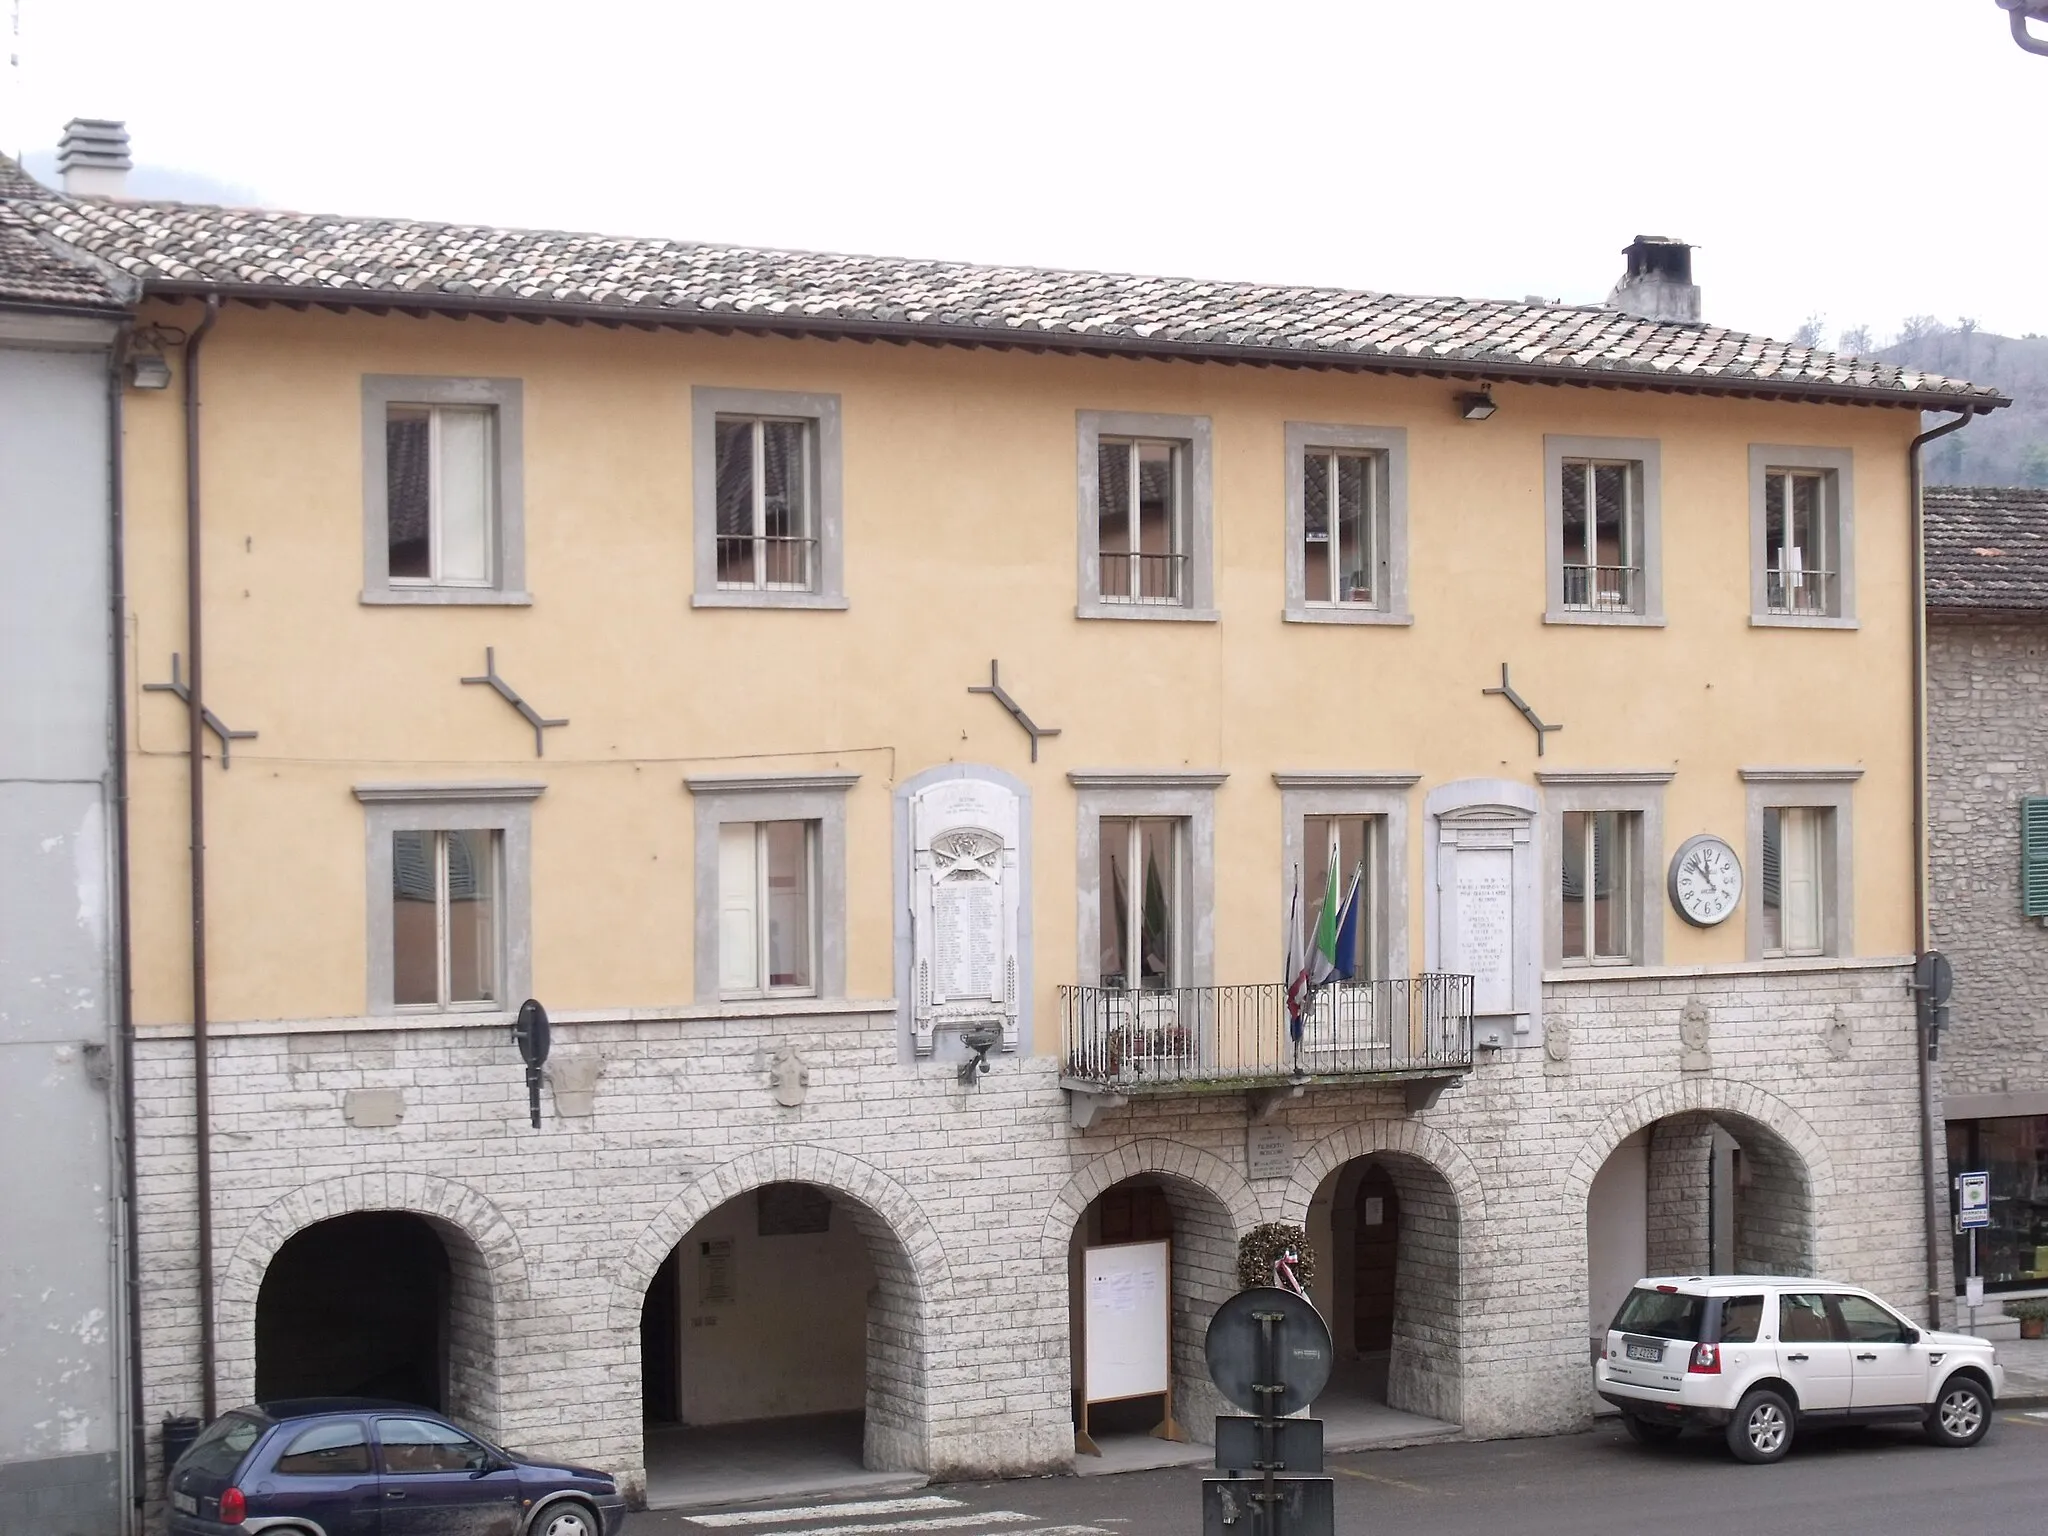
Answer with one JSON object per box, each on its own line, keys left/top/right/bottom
{"left": 1352, "top": 1165, "right": 1399, "bottom": 1352}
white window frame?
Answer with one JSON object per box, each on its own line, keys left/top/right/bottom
{"left": 355, "top": 782, "right": 542, "bottom": 1017}
{"left": 1538, "top": 770, "right": 1671, "bottom": 970}
{"left": 1543, "top": 435, "right": 1662, "bottom": 626}
{"left": 691, "top": 387, "right": 846, "bottom": 610}
{"left": 389, "top": 827, "right": 503, "bottom": 1010}
{"left": 716, "top": 818, "right": 821, "bottom": 999}
{"left": 1283, "top": 423, "right": 1410, "bottom": 625}
{"left": 361, "top": 376, "right": 526, "bottom": 606}
{"left": 1559, "top": 810, "right": 1639, "bottom": 966}
{"left": 1748, "top": 445, "right": 1855, "bottom": 628}
{"left": 1075, "top": 411, "right": 1216, "bottom": 621}
{"left": 385, "top": 404, "right": 496, "bottom": 590}
{"left": 686, "top": 772, "right": 856, "bottom": 1004}
{"left": 1741, "top": 767, "right": 1860, "bottom": 960}
{"left": 1096, "top": 814, "right": 1184, "bottom": 991}
{"left": 712, "top": 414, "right": 820, "bottom": 594}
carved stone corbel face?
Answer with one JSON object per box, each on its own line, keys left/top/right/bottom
{"left": 1679, "top": 999, "right": 1712, "bottom": 1072}
{"left": 769, "top": 1042, "right": 810, "bottom": 1107}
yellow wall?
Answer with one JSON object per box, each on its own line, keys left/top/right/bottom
{"left": 119, "top": 304, "right": 1922, "bottom": 1037}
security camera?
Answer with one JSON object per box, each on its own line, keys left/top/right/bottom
{"left": 956, "top": 1025, "right": 1003, "bottom": 1084}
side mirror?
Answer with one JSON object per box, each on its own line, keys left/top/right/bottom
{"left": 1903, "top": 1327, "right": 1922, "bottom": 1344}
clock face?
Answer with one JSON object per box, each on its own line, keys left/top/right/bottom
{"left": 1669, "top": 835, "right": 1743, "bottom": 927}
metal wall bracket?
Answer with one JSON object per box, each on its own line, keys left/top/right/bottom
{"left": 1482, "top": 663, "right": 1561, "bottom": 756}
{"left": 462, "top": 648, "right": 567, "bottom": 757}
{"left": 968, "top": 660, "right": 1061, "bottom": 763}
{"left": 144, "top": 654, "right": 257, "bottom": 768}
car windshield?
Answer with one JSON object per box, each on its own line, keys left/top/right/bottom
{"left": 181, "top": 1414, "right": 265, "bottom": 1479}
{"left": 1612, "top": 1287, "right": 1707, "bottom": 1341}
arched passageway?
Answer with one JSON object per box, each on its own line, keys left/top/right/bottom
{"left": 1066, "top": 1172, "right": 1241, "bottom": 1461}
{"left": 1585, "top": 1110, "right": 1814, "bottom": 1354}
{"left": 255, "top": 1210, "right": 499, "bottom": 1430}
{"left": 637, "top": 1181, "right": 926, "bottom": 1508}
{"left": 1302, "top": 1152, "right": 1464, "bottom": 1429}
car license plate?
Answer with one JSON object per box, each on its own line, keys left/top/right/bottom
{"left": 1626, "top": 1341, "right": 1663, "bottom": 1363}
{"left": 171, "top": 1492, "right": 197, "bottom": 1515}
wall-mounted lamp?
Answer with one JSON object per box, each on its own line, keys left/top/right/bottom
{"left": 956, "top": 1024, "right": 1002, "bottom": 1085}
{"left": 1457, "top": 389, "right": 1498, "bottom": 421}
{"left": 124, "top": 324, "right": 184, "bottom": 391}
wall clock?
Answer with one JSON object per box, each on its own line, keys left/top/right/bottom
{"left": 1668, "top": 834, "right": 1742, "bottom": 927}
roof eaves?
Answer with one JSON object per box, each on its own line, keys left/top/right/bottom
{"left": 133, "top": 277, "right": 2015, "bottom": 412}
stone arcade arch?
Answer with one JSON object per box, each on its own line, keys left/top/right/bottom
{"left": 1046, "top": 1140, "right": 1260, "bottom": 1450}
{"left": 1283, "top": 1122, "right": 1485, "bottom": 1428}
{"left": 612, "top": 1147, "right": 951, "bottom": 1505}
{"left": 219, "top": 1173, "right": 526, "bottom": 1438}
{"left": 1571, "top": 1080, "right": 1831, "bottom": 1353}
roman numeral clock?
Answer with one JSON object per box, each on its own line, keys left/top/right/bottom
{"left": 1669, "top": 833, "right": 1743, "bottom": 927}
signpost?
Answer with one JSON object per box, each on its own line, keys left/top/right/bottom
{"left": 1958, "top": 1170, "right": 1991, "bottom": 1322}
{"left": 1201, "top": 1286, "right": 1334, "bottom": 1536}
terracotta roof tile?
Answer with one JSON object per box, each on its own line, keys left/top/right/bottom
{"left": 1926, "top": 486, "right": 2048, "bottom": 611}
{"left": 2, "top": 184, "right": 2010, "bottom": 408}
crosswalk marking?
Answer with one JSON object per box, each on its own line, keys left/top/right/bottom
{"left": 691, "top": 1499, "right": 966, "bottom": 1528}
{"left": 692, "top": 1512, "right": 1034, "bottom": 1536}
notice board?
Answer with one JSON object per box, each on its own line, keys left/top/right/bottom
{"left": 1083, "top": 1239, "right": 1171, "bottom": 1404}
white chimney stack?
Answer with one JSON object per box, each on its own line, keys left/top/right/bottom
{"left": 1608, "top": 235, "right": 1701, "bottom": 324}
{"left": 57, "top": 118, "right": 131, "bottom": 198}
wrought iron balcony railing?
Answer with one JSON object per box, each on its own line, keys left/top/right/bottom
{"left": 1058, "top": 976, "right": 1475, "bottom": 1092}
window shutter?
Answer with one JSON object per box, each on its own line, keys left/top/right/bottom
{"left": 718, "top": 822, "right": 760, "bottom": 991}
{"left": 2021, "top": 798, "right": 2048, "bottom": 918}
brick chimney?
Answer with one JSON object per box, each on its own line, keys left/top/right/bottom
{"left": 57, "top": 118, "right": 131, "bottom": 198}
{"left": 1608, "top": 235, "right": 1701, "bottom": 324}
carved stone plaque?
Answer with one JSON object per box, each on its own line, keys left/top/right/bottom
{"left": 911, "top": 776, "right": 1021, "bottom": 1056}
{"left": 1455, "top": 851, "right": 1516, "bottom": 1015}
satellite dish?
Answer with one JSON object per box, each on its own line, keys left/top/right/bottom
{"left": 1204, "top": 1286, "right": 1333, "bottom": 1418}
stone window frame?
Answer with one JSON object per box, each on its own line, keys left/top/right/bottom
{"left": 1740, "top": 767, "right": 1861, "bottom": 960}
{"left": 1075, "top": 410, "right": 1218, "bottom": 622}
{"left": 354, "top": 781, "right": 542, "bottom": 1016}
{"left": 1536, "top": 769, "right": 1674, "bottom": 969}
{"left": 1542, "top": 434, "right": 1664, "bottom": 627}
{"left": 361, "top": 375, "right": 528, "bottom": 606}
{"left": 690, "top": 386, "right": 847, "bottom": 610}
{"left": 686, "top": 771, "right": 856, "bottom": 1003}
{"left": 1069, "top": 771, "right": 1226, "bottom": 987}
{"left": 1274, "top": 772, "right": 1420, "bottom": 979}
{"left": 1282, "top": 423, "right": 1412, "bottom": 626}
{"left": 1747, "top": 444, "right": 1856, "bottom": 629}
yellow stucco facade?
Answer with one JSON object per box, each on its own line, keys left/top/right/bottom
{"left": 119, "top": 303, "right": 1921, "bottom": 1040}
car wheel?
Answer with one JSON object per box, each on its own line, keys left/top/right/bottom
{"left": 536, "top": 1500, "right": 600, "bottom": 1536}
{"left": 1725, "top": 1388, "right": 1794, "bottom": 1464}
{"left": 1926, "top": 1377, "right": 1991, "bottom": 1447}
{"left": 1623, "top": 1415, "right": 1684, "bottom": 1445}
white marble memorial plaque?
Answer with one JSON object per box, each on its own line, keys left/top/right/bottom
{"left": 1456, "top": 850, "right": 1515, "bottom": 1015}
{"left": 1247, "top": 1123, "right": 1295, "bottom": 1181}
{"left": 933, "top": 877, "right": 1000, "bottom": 1000}
{"left": 909, "top": 773, "right": 1022, "bottom": 1056}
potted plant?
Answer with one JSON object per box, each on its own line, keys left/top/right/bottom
{"left": 2003, "top": 1298, "right": 2048, "bottom": 1339}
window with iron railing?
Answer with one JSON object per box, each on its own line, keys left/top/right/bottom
{"left": 1763, "top": 468, "right": 1837, "bottom": 617}
{"left": 1559, "top": 458, "right": 1643, "bottom": 613}
{"left": 1098, "top": 815, "right": 1182, "bottom": 991}
{"left": 1096, "top": 438, "right": 1188, "bottom": 605}
{"left": 715, "top": 416, "right": 818, "bottom": 592}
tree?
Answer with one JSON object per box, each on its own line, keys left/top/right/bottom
{"left": 1838, "top": 324, "right": 1875, "bottom": 355}
{"left": 2020, "top": 444, "right": 2048, "bottom": 490}
{"left": 1791, "top": 314, "right": 1826, "bottom": 349}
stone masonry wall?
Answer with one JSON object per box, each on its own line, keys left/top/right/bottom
{"left": 1928, "top": 619, "right": 2048, "bottom": 1099}
{"left": 130, "top": 961, "right": 1933, "bottom": 1505}
{"left": 1644, "top": 1115, "right": 1713, "bottom": 1276}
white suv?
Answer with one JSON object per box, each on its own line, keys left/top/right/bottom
{"left": 1595, "top": 1275, "right": 2003, "bottom": 1463}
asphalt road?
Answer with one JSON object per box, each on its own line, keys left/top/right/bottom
{"left": 634, "top": 1410, "right": 2048, "bottom": 1536}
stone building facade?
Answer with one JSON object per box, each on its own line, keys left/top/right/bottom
{"left": 1926, "top": 485, "right": 2048, "bottom": 1314}
{"left": 11, "top": 156, "right": 1999, "bottom": 1517}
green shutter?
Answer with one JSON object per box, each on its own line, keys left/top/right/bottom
{"left": 2023, "top": 798, "right": 2048, "bottom": 918}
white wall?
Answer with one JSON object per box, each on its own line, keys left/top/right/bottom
{"left": 676, "top": 1191, "right": 874, "bottom": 1425}
{"left": 1586, "top": 1129, "right": 1649, "bottom": 1348}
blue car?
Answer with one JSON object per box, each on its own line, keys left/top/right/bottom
{"left": 164, "top": 1398, "right": 627, "bottom": 1536}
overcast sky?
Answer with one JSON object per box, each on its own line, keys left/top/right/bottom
{"left": 5, "top": 0, "right": 2042, "bottom": 348}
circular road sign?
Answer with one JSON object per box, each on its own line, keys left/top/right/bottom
{"left": 1204, "top": 1286, "right": 1334, "bottom": 1417}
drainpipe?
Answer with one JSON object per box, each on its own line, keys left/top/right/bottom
{"left": 107, "top": 318, "right": 145, "bottom": 1533}
{"left": 1911, "top": 406, "right": 1974, "bottom": 1327}
{"left": 184, "top": 296, "right": 220, "bottom": 1420}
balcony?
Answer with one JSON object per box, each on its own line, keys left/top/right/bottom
{"left": 1058, "top": 976, "right": 1475, "bottom": 1128}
